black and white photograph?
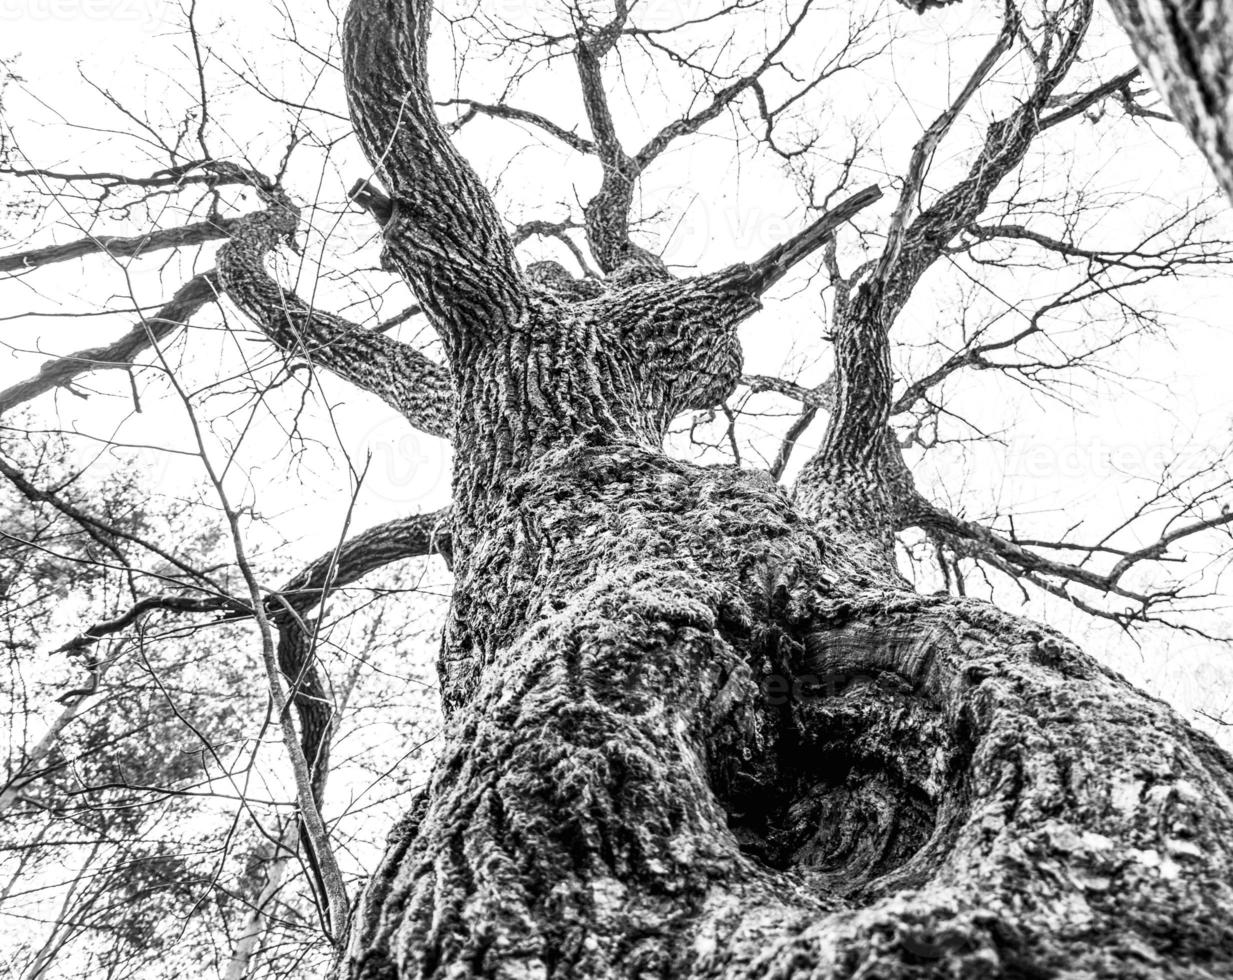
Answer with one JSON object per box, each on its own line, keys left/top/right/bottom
{"left": 2, "top": 0, "right": 1233, "bottom": 976}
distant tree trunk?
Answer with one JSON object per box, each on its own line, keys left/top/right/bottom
{"left": 0, "top": 666, "right": 106, "bottom": 815}
{"left": 21, "top": 842, "right": 102, "bottom": 980}
{"left": 218, "top": 1, "right": 1233, "bottom": 975}
{"left": 224, "top": 820, "right": 299, "bottom": 980}
{"left": 1104, "top": 0, "right": 1233, "bottom": 202}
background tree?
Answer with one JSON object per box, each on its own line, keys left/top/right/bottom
{"left": 3, "top": 0, "right": 1233, "bottom": 976}
{"left": 0, "top": 427, "right": 442, "bottom": 977}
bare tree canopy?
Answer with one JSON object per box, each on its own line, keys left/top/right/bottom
{"left": 2, "top": 0, "right": 1233, "bottom": 977}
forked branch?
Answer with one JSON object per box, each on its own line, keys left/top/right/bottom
{"left": 909, "top": 494, "right": 1233, "bottom": 628}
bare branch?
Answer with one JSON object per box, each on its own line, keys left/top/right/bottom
{"left": 218, "top": 201, "right": 454, "bottom": 439}
{"left": 437, "top": 99, "right": 595, "bottom": 154}
{"left": 0, "top": 272, "right": 219, "bottom": 417}
{"left": 632, "top": 0, "right": 818, "bottom": 171}
{"left": 907, "top": 493, "right": 1233, "bottom": 626}
{"left": 0, "top": 220, "right": 241, "bottom": 274}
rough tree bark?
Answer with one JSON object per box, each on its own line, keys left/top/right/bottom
{"left": 1102, "top": 0, "right": 1233, "bottom": 203}
{"left": 207, "top": 0, "right": 1233, "bottom": 976}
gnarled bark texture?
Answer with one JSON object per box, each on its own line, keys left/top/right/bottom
{"left": 344, "top": 437, "right": 1233, "bottom": 978}
{"left": 222, "top": 0, "right": 1233, "bottom": 975}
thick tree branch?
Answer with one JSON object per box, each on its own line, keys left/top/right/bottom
{"left": 342, "top": 0, "right": 527, "bottom": 353}
{"left": 270, "top": 510, "right": 451, "bottom": 799}
{"left": 792, "top": 275, "right": 901, "bottom": 568}
{"left": 2, "top": 164, "right": 458, "bottom": 435}
{"left": 791, "top": 0, "right": 1092, "bottom": 562}
{"left": 742, "top": 373, "right": 834, "bottom": 408}
{"left": 769, "top": 403, "right": 821, "bottom": 481}
{"left": 276, "top": 509, "right": 453, "bottom": 615}
{"left": 0, "top": 220, "right": 241, "bottom": 274}
{"left": 739, "top": 185, "right": 883, "bottom": 293}
{"left": 878, "top": 0, "right": 1019, "bottom": 282}
{"left": 574, "top": 30, "right": 644, "bottom": 273}
{"left": 584, "top": 187, "right": 881, "bottom": 423}
{"left": 1, "top": 157, "right": 452, "bottom": 434}
{"left": 878, "top": 0, "right": 1093, "bottom": 321}
{"left": 0, "top": 159, "right": 284, "bottom": 272}
{"left": 218, "top": 203, "right": 454, "bottom": 439}
{"left": 1038, "top": 67, "right": 1142, "bottom": 128}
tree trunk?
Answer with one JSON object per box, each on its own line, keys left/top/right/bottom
{"left": 300, "top": 2, "right": 1233, "bottom": 972}
{"left": 1104, "top": 0, "right": 1233, "bottom": 204}
{"left": 340, "top": 440, "right": 1233, "bottom": 979}
{"left": 224, "top": 820, "right": 300, "bottom": 980}
{"left": 0, "top": 668, "right": 106, "bottom": 815}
